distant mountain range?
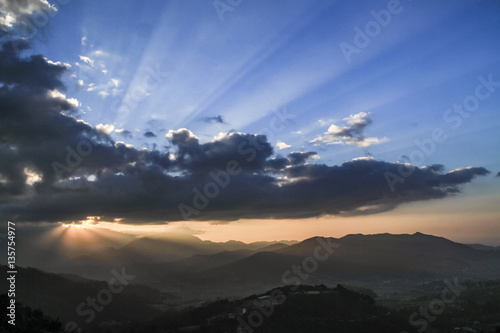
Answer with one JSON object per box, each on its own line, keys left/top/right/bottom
{"left": 466, "top": 243, "right": 500, "bottom": 251}
{"left": 3, "top": 232, "right": 500, "bottom": 332}
{"left": 71, "top": 234, "right": 294, "bottom": 267}
{"left": 40, "top": 232, "right": 500, "bottom": 300}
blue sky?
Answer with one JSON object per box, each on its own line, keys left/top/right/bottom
{"left": 1, "top": 0, "right": 499, "bottom": 243}
{"left": 31, "top": 0, "right": 500, "bottom": 170}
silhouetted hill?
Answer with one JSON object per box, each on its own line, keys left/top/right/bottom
{"left": 128, "top": 232, "right": 500, "bottom": 298}
{"left": 255, "top": 242, "right": 290, "bottom": 252}
{"left": 126, "top": 284, "right": 411, "bottom": 333}
{"left": 467, "top": 244, "right": 500, "bottom": 251}
{"left": 0, "top": 294, "right": 64, "bottom": 333}
{"left": 46, "top": 233, "right": 500, "bottom": 301}
{"left": 0, "top": 266, "right": 177, "bottom": 332}
{"left": 67, "top": 235, "right": 293, "bottom": 273}
{"left": 0, "top": 224, "right": 136, "bottom": 271}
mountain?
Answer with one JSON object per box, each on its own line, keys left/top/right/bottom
{"left": 71, "top": 234, "right": 294, "bottom": 266}
{"left": 0, "top": 224, "right": 136, "bottom": 271}
{"left": 126, "top": 232, "right": 500, "bottom": 299}
{"left": 60, "top": 235, "right": 293, "bottom": 280}
{"left": 466, "top": 244, "right": 500, "bottom": 251}
{"left": 0, "top": 265, "right": 178, "bottom": 332}
{"left": 0, "top": 294, "right": 64, "bottom": 333}
{"left": 166, "top": 242, "right": 291, "bottom": 272}
{"left": 125, "top": 284, "right": 412, "bottom": 333}
{"left": 276, "top": 232, "right": 495, "bottom": 276}
{"left": 256, "top": 242, "right": 290, "bottom": 252}
{"left": 228, "top": 232, "right": 500, "bottom": 279}
{"left": 45, "top": 232, "right": 500, "bottom": 301}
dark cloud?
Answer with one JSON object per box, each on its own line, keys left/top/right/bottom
{"left": 496, "top": 171, "right": 500, "bottom": 177}
{"left": 265, "top": 152, "right": 318, "bottom": 171}
{"left": 288, "top": 152, "right": 318, "bottom": 165}
{"left": 166, "top": 129, "right": 273, "bottom": 173}
{"left": 143, "top": 131, "right": 157, "bottom": 138}
{"left": 201, "top": 115, "right": 226, "bottom": 124}
{"left": 0, "top": 42, "right": 67, "bottom": 90}
{"left": 0, "top": 41, "right": 491, "bottom": 224}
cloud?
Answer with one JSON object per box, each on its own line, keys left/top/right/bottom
{"left": 0, "top": 41, "right": 491, "bottom": 224}
{"left": 83, "top": 78, "right": 121, "bottom": 97}
{"left": 0, "top": 42, "right": 67, "bottom": 91}
{"left": 115, "top": 129, "right": 133, "bottom": 139}
{"left": 202, "top": 115, "right": 226, "bottom": 124}
{"left": 47, "top": 90, "right": 79, "bottom": 108}
{"left": 310, "top": 112, "right": 388, "bottom": 147}
{"left": 96, "top": 124, "right": 115, "bottom": 135}
{"left": 0, "top": 0, "right": 55, "bottom": 30}
{"left": 265, "top": 152, "right": 318, "bottom": 171}
{"left": 144, "top": 131, "right": 157, "bottom": 138}
{"left": 81, "top": 36, "right": 87, "bottom": 46}
{"left": 496, "top": 171, "right": 500, "bottom": 177}
{"left": 276, "top": 140, "right": 291, "bottom": 150}
{"left": 79, "top": 55, "right": 94, "bottom": 68}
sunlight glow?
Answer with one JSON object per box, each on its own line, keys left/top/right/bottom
{"left": 24, "top": 167, "right": 42, "bottom": 185}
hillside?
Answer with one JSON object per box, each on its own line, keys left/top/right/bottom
{"left": 0, "top": 265, "right": 177, "bottom": 332}
{"left": 124, "top": 284, "right": 412, "bottom": 333}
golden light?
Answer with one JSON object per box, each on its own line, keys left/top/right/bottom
{"left": 24, "top": 167, "right": 42, "bottom": 185}
{"left": 42, "top": 218, "right": 136, "bottom": 259}
{"left": 61, "top": 216, "right": 101, "bottom": 229}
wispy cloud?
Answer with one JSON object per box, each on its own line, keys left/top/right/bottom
{"left": 201, "top": 115, "right": 226, "bottom": 124}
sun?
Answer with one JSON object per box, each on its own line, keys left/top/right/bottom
{"left": 61, "top": 216, "right": 100, "bottom": 229}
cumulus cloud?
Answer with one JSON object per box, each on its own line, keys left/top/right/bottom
{"left": 0, "top": 0, "right": 55, "bottom": 31}
{"left": 0, "top": 41, "right": 491, "bottom": 224}
{"left": 276, "top": 140, "right": 291, "bottom": 150}
{"left": 96, "top": 123, "right": 115, "bottom": 135}
{"left": 310, "top": 112, "right": 388, "bottom": 147}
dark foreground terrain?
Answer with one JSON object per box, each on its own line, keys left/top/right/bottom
{"left": 2, "top": 233, "right": 500, "bottom": 332}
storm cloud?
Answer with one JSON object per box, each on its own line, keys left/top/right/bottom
{"left": 0, "top": 41, "right": 491, "bottom": 223}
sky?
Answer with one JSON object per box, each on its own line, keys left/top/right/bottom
{"left": 0, "top": 0, "right": 499, "bottom": 244}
